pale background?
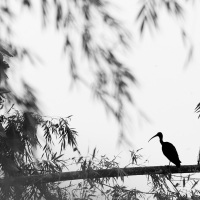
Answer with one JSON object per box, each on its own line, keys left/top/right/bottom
{"left": 7, "top": 0, "right": 200, "bottom": 192}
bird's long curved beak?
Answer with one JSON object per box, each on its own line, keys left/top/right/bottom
{"left": 148, "top": 134, "right": 158, "bottom": 142}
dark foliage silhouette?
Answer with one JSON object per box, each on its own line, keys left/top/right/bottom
{"left": 0, "top": 49, "right": 80, "bottom": 198}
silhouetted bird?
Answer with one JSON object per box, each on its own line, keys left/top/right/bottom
{"left": 148, "top": 132, "right": 181, "bottom": 168}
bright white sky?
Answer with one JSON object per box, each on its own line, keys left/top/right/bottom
{"left": 8, "top": 0, "right": 200, "bottom": 192}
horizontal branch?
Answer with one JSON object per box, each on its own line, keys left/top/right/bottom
{"left": 1, "top": 165, "right": 200, "bottom": 186}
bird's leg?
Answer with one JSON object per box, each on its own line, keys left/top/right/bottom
{"left": 164, "top": 162, "right": 171, "bottom": 179}
{"left": 164, "top": 162, "right": 171, "bottom": 173}
{"left": 165, "top": 161, "right": 171, "bottom": 168}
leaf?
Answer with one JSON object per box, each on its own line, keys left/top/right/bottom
{"left": 136, "top": 148, "right": 143, "bottom": 152}
{"left": 181, "top": 29, "right": 187, "bottom": 44}
{"left": 1, "top": 7, "right": 14, "bottom": 17}
{"left": 78, "top": 156, "right": 83, "bottom": 163}
{"left": 56, "top": 3, "right": 63, "bottom": 28}
{"left": 174, "top": 1, "right": 184, "bottom": 16}
{"left": 0, "top": 88, "right": 10, "bottom": 95}
{"left": 0, "top": 63, "right": 8, "bottom": 81}
{"left": 54, "top": 154, "right": 64, "bottom": 161}
{"left": 191, "top": 180, "right": 199, "bottom": 189}
{"left": 140, "top": 16, "right": 146, "bottom": 34}
{"left": 92, "top": 147, "right": 96, "bottom": 160}
{"left": 51, "top": 152, "right": 57, "bottom": 160}
{"left": 23, "top": 0, "right": 32, "bottom": 8}
{"left": 183, "top": 178, "right": 185, "bottom": 187}
{"left": 0, "top": 45, "right": 13, "bottom": 57}
{"left": 136, "top": 4, "right": 146, "bottom": 21}
{"left": 184, "top": 45, "right": 193, "bottom": 68}
{"left": 195, "top": 103, "right": 200, "bottom": 113}
{"left": 0, "top": 123, "right": 6, "bottom": 137}
{"left": 106, "top": 189, "right": 111, "bottom": 194}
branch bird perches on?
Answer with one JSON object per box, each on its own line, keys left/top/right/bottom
{"left": 0, "top": 165, "right": 200, "bottom": 186}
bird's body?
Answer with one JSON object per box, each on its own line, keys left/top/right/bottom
{"left": 149, "top": 132, "right": 181, "bottom": 168}
{"left": 161, "top": 141, "right": 181, "bottom": 168}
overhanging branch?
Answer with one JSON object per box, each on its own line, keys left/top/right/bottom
{"left": 1, "top": 165, "right": 200, "bottom": 186}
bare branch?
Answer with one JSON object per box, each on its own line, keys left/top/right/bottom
{"left": 1, "top": 165, "right": 200, "bottom": 186}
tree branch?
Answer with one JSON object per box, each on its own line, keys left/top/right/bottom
{"left": 1, "top": 165, "right": 200, "bottom": 186}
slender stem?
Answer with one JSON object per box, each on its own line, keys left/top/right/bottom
{"left": 164, "top": 174, "right": 182, "bottom": 198}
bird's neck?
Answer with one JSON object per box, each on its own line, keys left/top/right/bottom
{"left": 159, "top": 137, "right": 164, "bottom": 145}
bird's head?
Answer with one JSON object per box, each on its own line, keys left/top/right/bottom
{"left": 148, "top": 132, "right": 163, "bottom": 142}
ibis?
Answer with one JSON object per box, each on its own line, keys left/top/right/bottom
{"left": 148, "top": 132, "right": 181, "bottom": 168}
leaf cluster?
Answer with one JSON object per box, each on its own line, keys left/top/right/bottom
{"left": 0, "top": 53, "right": 79, "bottom": 198}
{"left": 136, "top": 0, "right": 185, "bottom": 34}
{"left": 147, "top": 172, "right": 200, "bottom": 199}
{"left": 0, "top": 111, "right": 79, "bottom": 199}
{"left": 0, "top": 0, "right": 139, "bottom": 142}
{"left": 38, "top": 0, "right": 137, "bottom": 137}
